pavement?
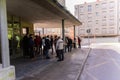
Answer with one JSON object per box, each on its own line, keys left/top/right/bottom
{"left": 80, "top": 43, "right": 120, "bottom": 80}
{"left": 11, "top": 48, "right": 90, "bottom": 80}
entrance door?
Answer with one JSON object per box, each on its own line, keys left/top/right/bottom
{"left": 8, "top": 16, "right": 21, "bottom": 58}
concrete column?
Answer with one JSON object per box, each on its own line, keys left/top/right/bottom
{"left": 74, "top": 25, "right": 76, "bottom": 40}
{"left": 42, "top": 28, "right": 44, "bottom": 35}
{"left": 73, "top": 25, "right": 76, "bottom": 48}
{"left": 0, "top": 0, "right": 10, "bottom": 68}
{"left": 62, "top": 19, "right": 65, "bottom": 41}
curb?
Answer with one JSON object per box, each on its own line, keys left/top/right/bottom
{"left": 75, "top": 48, "right": 92, "bottom": 80}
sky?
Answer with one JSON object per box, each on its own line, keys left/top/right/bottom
{"left": 66, "top": 0, "right": 96, "bottom": 15}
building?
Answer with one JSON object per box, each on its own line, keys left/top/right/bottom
{"left": 75, "top": 0, "right": 119, "bottom": 37}
{"left": 57, "top": 0, "right": 66, "bottom": 7}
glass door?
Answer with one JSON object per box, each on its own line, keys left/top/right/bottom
{"left": 8, "top": 15, "right": 21, "bottom": 58}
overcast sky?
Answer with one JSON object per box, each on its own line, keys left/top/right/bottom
{"left": 66, "top": 0, "right": 96, "bottom": 15}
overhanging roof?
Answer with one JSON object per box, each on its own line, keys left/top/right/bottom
{"left": 6, "top": 0, "right": 82, "bottom": 28}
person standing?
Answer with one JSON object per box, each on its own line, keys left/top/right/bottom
{"left": 68, "top": 37, "right": 72, "bottom": 52}
{"left": 28, "top": 34, "right": 35, "bottom": 59}
{"left": 44, "top": 35, "right": 51, "bottom": 59}
{"left": 56, "top": 37, "right": 64, "bottom": 61}
{"left": 50, "top": 36, "right": 54, "bottom": 55}
{"left": 22, "top": 34, "right": 29, "bottom": 57}
{"left": 78, "top": 37, "right": 81, "bottom": 48}
{"left": 34, "top": 35, "right": 40, "bottom": 55}
{"left": 54, "top": 35, "right": 58, "bottom": 57}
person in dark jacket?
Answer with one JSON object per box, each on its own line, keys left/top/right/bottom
{"left": 50, "top": 36, "right": 54, "bottom": 55}
{"left": 68, "top": 37, "right": 72, "bottom": 52}
{"left": 44, "top": 35, "right": 51, "bottom": 59}
{"left": 78, "top": 37, "right": 81, "bottom": 48}
{"left": 29, "top": 34, "right": 35, "bottom": 59}
{"left": 22, "top": 34, "right": 29, "bottom": 57}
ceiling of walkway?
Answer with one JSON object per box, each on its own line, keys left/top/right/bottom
{"left": 6, "top": 0, "right": 81, "bottom": 28}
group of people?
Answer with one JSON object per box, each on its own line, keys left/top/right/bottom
{"left": 21, "top": 34, "right": 81, "bottom": 61}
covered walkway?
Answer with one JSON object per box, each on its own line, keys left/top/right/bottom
{"left": 13, "top": 48, "right": 90, "bottom": 80}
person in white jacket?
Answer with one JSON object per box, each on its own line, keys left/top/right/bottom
{"left": 56, "top": 37, "right": 64, "bottom": 61}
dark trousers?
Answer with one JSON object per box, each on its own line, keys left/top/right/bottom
{"left": 64, "top": 45, "right": 67, "bottom": 53}
{"left": 29, "top": 47, "right": 34, "bottom": 59}
{"left": 68, "top": 44, "right": 72, "bottom": 52}
{"left": 57, "top": 50, "right": 64, "bottom": 61}
{"left": 23, "top": 47, "right": 29, "bottom": 57}
{"left": 78, "top": 43, "right": 81, "bottom": 48}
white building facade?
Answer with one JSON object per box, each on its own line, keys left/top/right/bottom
{"left": 75, "top": 0, "right": 119, "bottom": 37}
{"left": 57, "top": 0, "right": 66, "bottom": 7}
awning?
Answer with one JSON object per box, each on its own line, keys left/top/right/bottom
{"left": 7, "top": 0, "right": 82, "bottom": 28}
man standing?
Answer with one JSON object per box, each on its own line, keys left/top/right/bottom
{"left": 22, "top": 34, "right": 29, "bottom": 57}
{"left": 44, "top": 35, "right": 51, "bottom": 59}
{"left": 29, "top": 34, "right": 35, "bottom": 59}
{"left": 78, "top": 37, "right": 81, "bottom": 48}
{"left": 56, "top": 37, "right": 64, "bottom": 61}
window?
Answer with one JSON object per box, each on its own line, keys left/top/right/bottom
{"left": 109, "top": 10, "right": 114, "bottom": 14}
{"left": 88, "top": 15, "right": 92, "bottom": 20}
{"left": 109, "top": 1, "right": 115, "bottom": 9}
{"left": 88, "top": 17, "right": 92, "bottom": 20}
{"left": 96, "top": 20, "right": 99, "bottom": 25}
{"left": 109, "top": 15, "right": 114, "bottom": 18}
{"left": 109, "top": 27, "right": 114, "bottom": 34}
{"left": 79, "top": 29, "right": 85, "bottom": 34}
{"left": 109, "top": 19, "right": 114, "bottom": 26}
{"left": 102, "top": 20, "right": 107, "bottom": 26}
{"left": 96, "top": 12, "right": 99, "bottom": 16}
{"left": 87, "top": 21, "right": 92, "bottom": 27}
{"left": 88, "top": 5, "right": 92, "bottom": 12}
{"left": 101, "top": 3, "right": 107, "bottom": 9}
{"left": 95, "top": 4, "right": 99, "bottom": 8}
{"left": 102, "top": 11, "right": 107, "bottom": 14}
{"left": 79, "top": 14, "right": 84, "bottom": 20}
{"left": 102, "top": 28, "right": 107, "bottom": 34}
{"left": 95, "top": 28, "right": 99, "bottom": 34}
{"left": 79, "top": 6, "right": 84, "bottom": 13}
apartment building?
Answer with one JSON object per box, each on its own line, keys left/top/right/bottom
{"left": 75, "top": 0, "right": 119, "bottom": 37}
{"left": 57, "top": 0, "right": 66, "bottom": 7}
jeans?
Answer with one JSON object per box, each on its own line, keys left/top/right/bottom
{"left": 44, "top": 49, "right": 50, "bottom": 58}
{"left": 57, "top": 50, "right": 64, "bottom": 60}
